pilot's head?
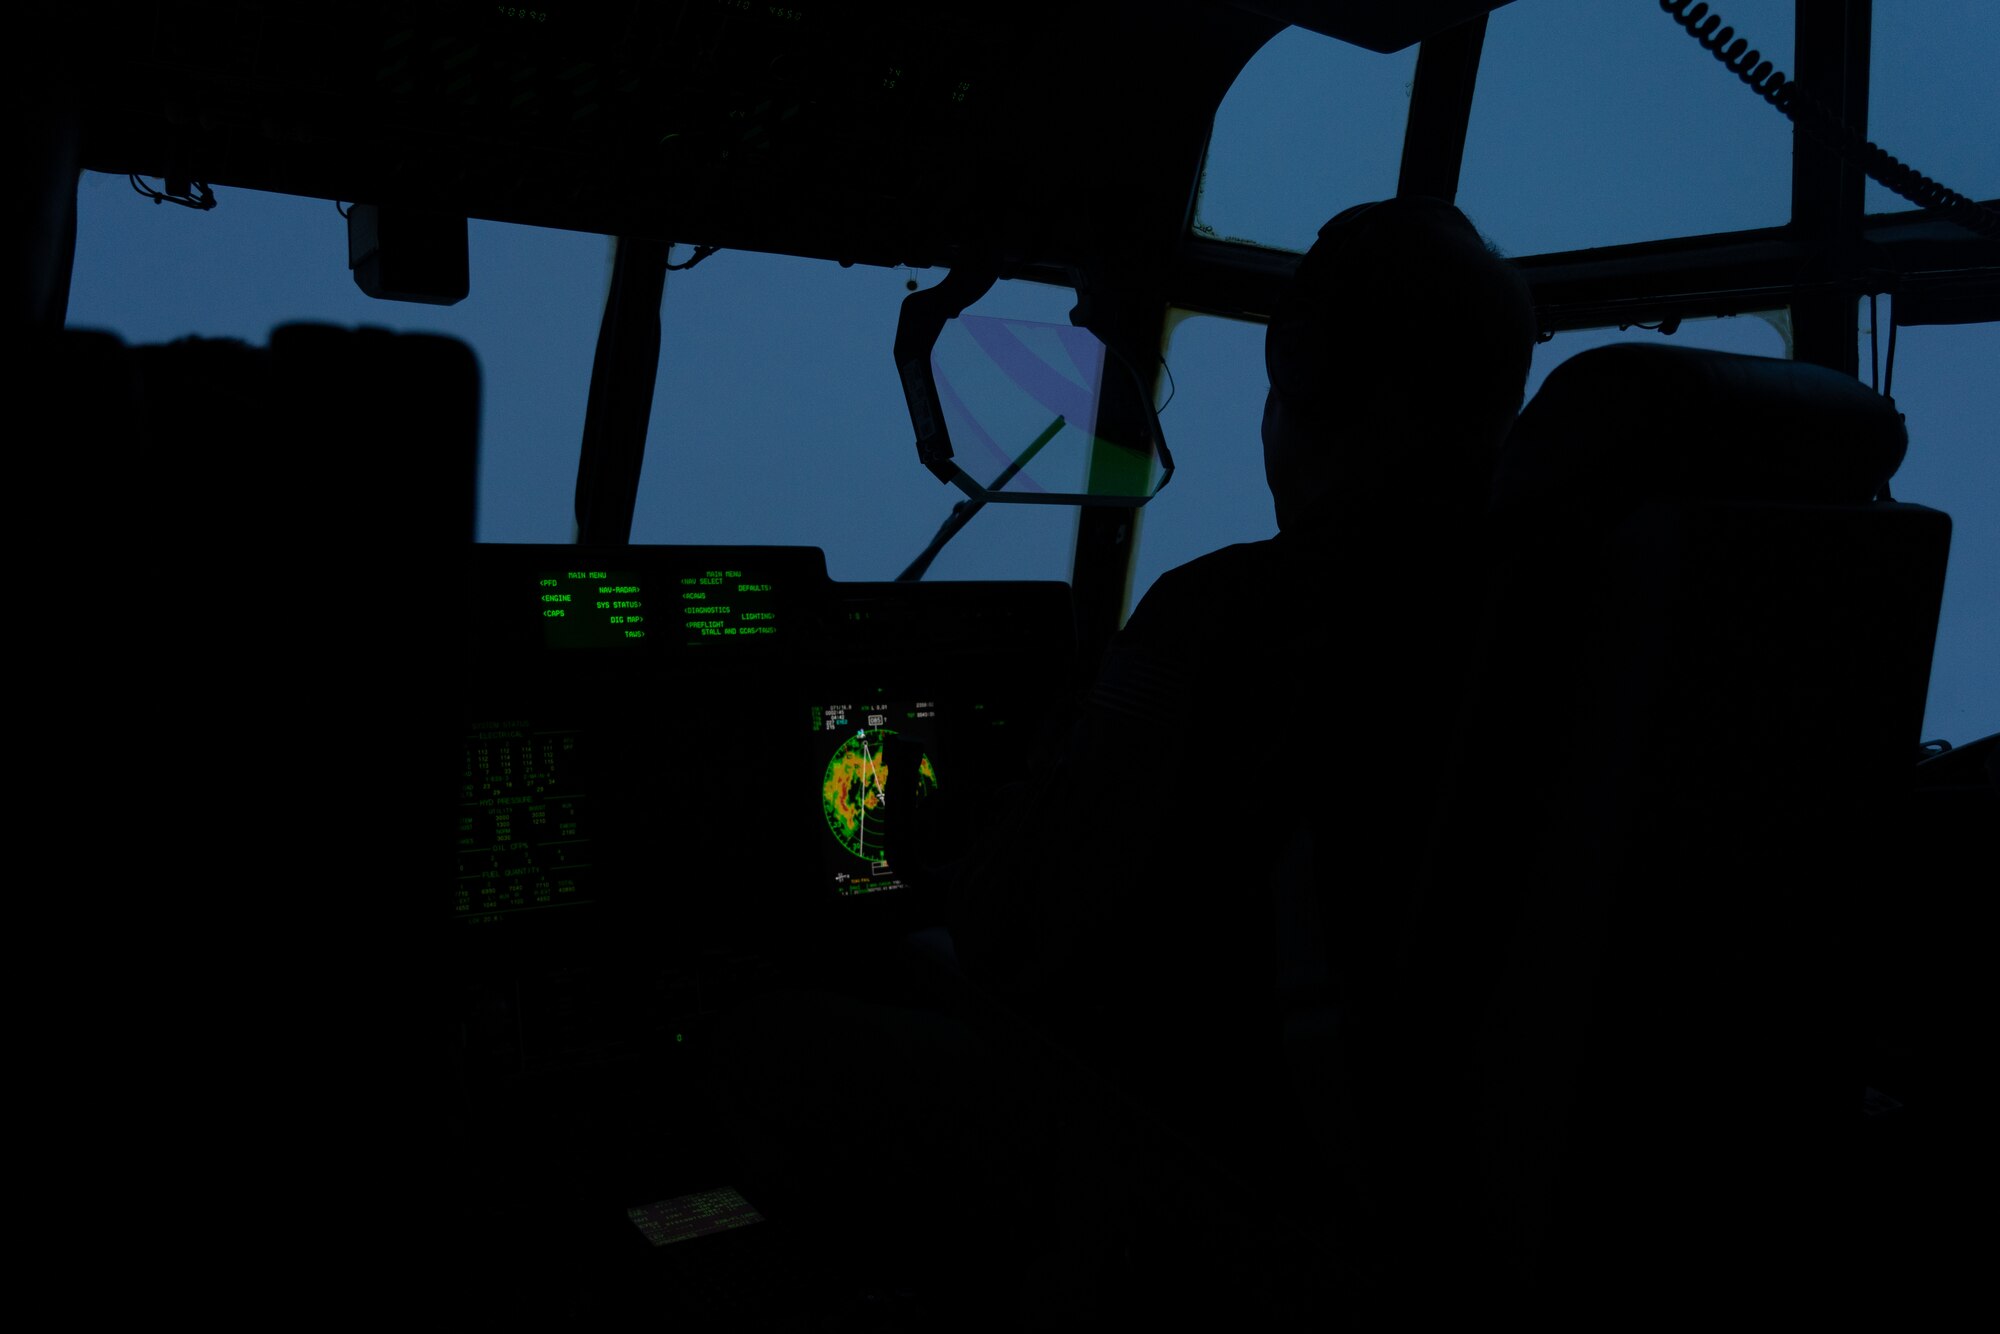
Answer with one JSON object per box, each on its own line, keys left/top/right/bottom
{"left": 1262, "top": 196, "right": 1536, "bottom": 528}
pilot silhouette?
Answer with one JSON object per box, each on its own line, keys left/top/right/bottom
{"left": 948, "top": 195, "right": 1538, "bottom": 1180}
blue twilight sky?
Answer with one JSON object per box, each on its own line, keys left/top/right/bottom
{"left": 65, "top": 0, "right": 1995, "bottom": 742}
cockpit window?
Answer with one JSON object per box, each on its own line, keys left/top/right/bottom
{"left": 1456, "top": 0, "right": 1795, "bottom": 255}
{"left": 627, "top": 256, "right": 1078, "bottom": 583}
{"left": 1127, "top": 313, "right": 1273, "bottom": 611}
{"left": 1523, "top": 311, "right": 1791, "bottom": 400}
{"left": 1192, "top": 27, "right": 1418, "bottom": 253}
{"left": 1865, "top": 1, "right": 2000, "bottom": 217}
{"left": 65, "top": 173, "right": 605, "bottom": 544}
{"left": 1878, "top": 318, "right": 1999, "bottom": 743}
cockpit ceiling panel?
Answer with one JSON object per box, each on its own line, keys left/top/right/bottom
{"left": 1226, "top": 0, "right": 1514, "bottom": 54}
{"left": 73, "top": 1, "right": 1280, "bottom": 270}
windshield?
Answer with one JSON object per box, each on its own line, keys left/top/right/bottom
{"left": 62, "top": 5, "right": 1996, "bottom": 741}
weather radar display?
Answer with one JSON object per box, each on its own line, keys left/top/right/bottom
{"left": 813, "top": 701, "right": 938, "bottom": 895}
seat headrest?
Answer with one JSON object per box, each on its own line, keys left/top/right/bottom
{"left": 1494, "top": 343, "right": 1908, "bottom": 511}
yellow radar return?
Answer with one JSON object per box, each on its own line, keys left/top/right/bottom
{"left": 812, "top": 701, "right": 939, "bottom": 896}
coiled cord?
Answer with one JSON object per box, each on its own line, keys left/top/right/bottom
{"left": 1660, "top": 1, "right": 2000, "bottom": 240}
{"left": 1660, "top": 0, "right": 1797, "bottom": 110}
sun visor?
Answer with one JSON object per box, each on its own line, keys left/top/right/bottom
{"left": 897, "top": 274, "right": 1171, "bottom": 508}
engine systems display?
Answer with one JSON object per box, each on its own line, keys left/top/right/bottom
{"left": 458, "top": 723, "right": 592, "bottom": 924}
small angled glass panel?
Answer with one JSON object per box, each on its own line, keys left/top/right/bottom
{"left": 1194, "top": 26, "right": 1418, "bottom": 254}
{"left": 1457, "top": 0, "right": 1795, "bottom": 255}
{"left": 930, "top": 311, "right": 1164, "bottom": 505}
{"left": 1864, "top": 1, "right": 2000, "bottom": 216}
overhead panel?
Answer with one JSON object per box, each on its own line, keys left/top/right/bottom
{"left": 74, "top": 1, "right": 1277, "bottom": 272}
{"left": 1222, "top": 0, "right": 1515, "bottom": 53}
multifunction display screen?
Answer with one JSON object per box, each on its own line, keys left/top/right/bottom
{"left": 537, "top": 563, "right": 782, "bottom": 647}
{"left": 538, "top": 569, "right": 647, "bottom": 648}
{"left": 812, "top": 700, "right": 940, "bottom": 896}
{"left": 675, "top": 566, "right": 780, "bottom": 643}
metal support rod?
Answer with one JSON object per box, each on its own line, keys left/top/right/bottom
{"left": 1397, "top": 14, "right": 1490, "bottom": 202}
{"left": 1788, "top": 0, "right": 1873, "bottom": 376}
{"left": 1168, "top": 208, "right": 1996, "bottom": 334}
{"left": 575, "top": 236, "right": 671, "bottom": 544}
{"left": 898, "top": 416, "right": 1067, "bottom": 582}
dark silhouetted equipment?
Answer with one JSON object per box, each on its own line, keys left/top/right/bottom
{"left": 1227, "top": 0, "right": 1514, "bottom": 53}
{"left": 1364, "top": 343, "right": 1950, "bottom": 1315}
{"left": 347, "top": 204, "right": 470, "bottom": 305}
{"left": 26, "top": 320, "right": 482, "bottom": 1309}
